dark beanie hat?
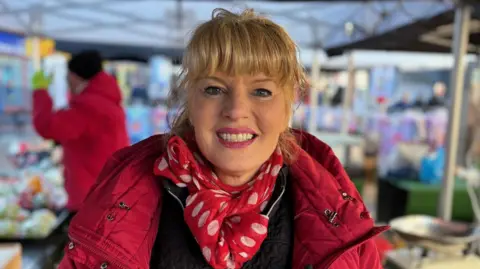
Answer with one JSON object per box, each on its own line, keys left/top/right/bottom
{"left": 68, "top": 50, "right": 103, "bottom": 80}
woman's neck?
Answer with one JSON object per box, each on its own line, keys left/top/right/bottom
{"left": 214, "top": 168, "right": 259, "bottom": 187}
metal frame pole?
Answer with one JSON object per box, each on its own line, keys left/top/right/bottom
{"left": 341, "top": 52, "right": 355, "bottom": 167}
{"left": 308, "top": 49, "right": 321, "bottom": 133}
{"left": 28, "top": 5, "right": 44, "bottom": 71}
{"left": 438, "top": 3, "right": 472, "bottom": 221}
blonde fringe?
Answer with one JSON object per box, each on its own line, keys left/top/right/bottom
{"left": 168, "top": 8, "right": 308, "bottom": 164}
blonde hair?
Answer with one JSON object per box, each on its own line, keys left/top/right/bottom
{"left": 168, "top": 8, "right": 307, "bottom": 164}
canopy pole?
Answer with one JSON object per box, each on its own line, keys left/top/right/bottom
{"left": 29, "top": 6, "right": 43, "bottom": 71}
{"left": 308, "top": 49, "right": 321, "bottom": 133}
{"left": 341, "top": 51, "right": 354, "bottom": 134}
{"left": 438, "top": 3, "right": 472, "bottom": 221}
{"left": 340, "top": 52, "right": 355, "bottom": 166}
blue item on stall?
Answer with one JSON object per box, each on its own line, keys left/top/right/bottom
{"left": 126, "top": 104, "right": 153, "bottom": 145}
{"left": 419, "top": 147, "right": 445, "bottom": 184}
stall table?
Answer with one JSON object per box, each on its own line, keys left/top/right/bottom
{"left": 0, "top": 211, "right": 70, "bottom": 269}
{"left": 377, "top": 178, "right": 474, "bottom": 223}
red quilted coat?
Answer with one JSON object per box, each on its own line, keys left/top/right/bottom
{"left": 58, "top": 130, "right": 388, "bottom": 269}
{"left": 32, "top": 72, "right": 129, "bottom": 211}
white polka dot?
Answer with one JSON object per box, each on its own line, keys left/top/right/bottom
{"left": 248, "top": 192, "right": 258, "bottom": 205}
{"left": 224, "top": 254, "right": 230, "bottom": 261}
{"left": 230, "top": 216, "right": 241, "bottom": 223}
{"left": 192, "top": 201, "right": 204, "bottom": 217}
{"left": 225, "top": 221, "right": 233, "bottom": 228}
{"left": 215, "top": 194, "right": 226, "bottom": 198}
{"left": 251, "top": 223, "right": 267, "bottom": 235}
{"left": 193, "top": 177, "right": 201, "bottom": 190}
{"left": 260, "top": 200, "right": 269, "bottom": 211}
{"left": 257, "top": 172, "right": 264, "bottom": 180}
{"left": 271, "top": 165, "right": 282, "bottom": 176}
{"left": 239, "top": 252, "right": 248, "bottom": 258}
{"left": 240, "top": 236, "right": 256, "bottom": 247}
{"left": 179, "top": 174, "right": 192, "bottom": 183}
{"left": 276, "top": 147, "right": 282, "bottom": 155}
{"left": 202, "top": 246, "right": 211, "bottom": 261}
{"left": 186, "top": 193, "right": 198, "bottom": 206}
{"left": 227, "top": 258, "right": 235, "bottom": 269}
{"left": 265, "top": 164, "right": 271, "bottom": 173}
{"left": 157, "top": 158, "right": 168, "bottom": 171}
{"left": 218, "top": 237, "right": 225, "bottom": 246}
{"left": 212, "top": 172, "right": 218, "bottom": 180}
{"left": 263, "top": 188, "right": 270, "bottom": 198}
{"left": 176, "top": 182, "right": 187, "bottom": 187}
{"left": 207, "top": 220, "right": 219, "bottom": 235}
{"left": 193, "top": 152, "right": 205, "bottom": 165}
{"left": 211, "top": 190, "right": 225, "bottom": 194}
{"left": 167, "top": 148, "right": 177, "bottom": 163}
{"left": 219, "top": 202, "right": 227, "bottom": 212}
{"left": 261, "top": 214, "right": 269, "bottom": 220}
{"left": 198, "top": 210, "right": 210, "bottom": 228}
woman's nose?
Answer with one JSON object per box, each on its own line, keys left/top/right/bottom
{"left": 222, "top": 92, "right": 250, "bottom": 121}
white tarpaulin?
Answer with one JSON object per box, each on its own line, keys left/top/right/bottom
{"left": 0, "top": 0, "right": 452, "bottom": 50}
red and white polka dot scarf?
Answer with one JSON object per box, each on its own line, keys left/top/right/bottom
{"left": 154, "top": 135, "right": 283, "bottom": 269}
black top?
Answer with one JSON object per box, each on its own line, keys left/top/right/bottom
{"left": 150, "top": 167, "right": 294, "bottom": 269}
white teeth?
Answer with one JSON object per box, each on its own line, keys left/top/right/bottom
{"left": 219, "top": 133, "right": 254, "bottom": 142}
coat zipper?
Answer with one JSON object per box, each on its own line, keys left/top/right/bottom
{"left": 69, "top": 233, "right": 132, "bottom": 269}
{"left": 266, "top": 182, "right": 286, "bottom": 217}
{"left": 165, "top": 187, "right": 185, "bottom": 210}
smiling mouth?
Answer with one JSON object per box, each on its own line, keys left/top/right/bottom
{"left": 217, "top": 133, "right": 258, "bottom": 142}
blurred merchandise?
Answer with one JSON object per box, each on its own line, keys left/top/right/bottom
{"left": 0, "top": 137, "right": 67, "bottom": 240}
{"left": 0, "top": 32, "right": 24, "bottom": 57}
{"left": 151, "top": 105, "right": 170, "bottom": 134}
{"left": 126, "top": 103, "right": 153, "bottom": 144}
{"left": 366, "top": 106, "right": 448, "bottom": 178}
{"left": 105, "top": 61, "right": 148, "bottom": 104}
{"left": 425, "top": 108, "right": 448, "bottom": 148}
{"left": 0, "top": 32, "right": 29, "bottom": 114}
{"left": 149, "top": 56, "right": 173, "bottom": 101}
{"left": 24, "top": 38, "right": 55, "bottom": 59}
{"left": 0, "top": 243, "right": 21, "bottom": 269}
{"left": 419, "top": 147, "right": 445, "bottom": 184}
{"left": 370, "top": 66, "right": 397, "bottom": 106}
{"left": 42, "top": 53, "right": 69, "bottom": 109}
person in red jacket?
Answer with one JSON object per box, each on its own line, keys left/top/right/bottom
{"left": 32, "top": 50, "right": 129, "bottom": 212}
{"left": 59, "top": 9, "right": 387, "bottom": 269}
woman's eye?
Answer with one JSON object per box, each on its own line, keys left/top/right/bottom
{"left": 253, "top": 88, "right": 272, "bottom": 97}
{"left": 203, "top": 86, "right": 223, "bottom": 96}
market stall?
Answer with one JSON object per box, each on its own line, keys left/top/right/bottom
{"left": 326, "top": 1, "right": 480, "bottom": 268}
{"left": 0, "top": 135, "right": 70, "bottom": 268}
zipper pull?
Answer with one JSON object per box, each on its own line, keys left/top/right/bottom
{"left": 324, "top": 209, "right": 340, "bottom": 227}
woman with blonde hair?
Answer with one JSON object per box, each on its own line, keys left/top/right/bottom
{"left": 59, "top": 8, "right": 386, "bottom": 269}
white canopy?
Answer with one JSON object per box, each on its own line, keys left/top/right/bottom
{"left": 0, "top": 0, "right": 453, "bottom": 50}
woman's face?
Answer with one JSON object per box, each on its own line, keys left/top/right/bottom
{"left": 189, "top": 72, "right": 289, "bottom": 186}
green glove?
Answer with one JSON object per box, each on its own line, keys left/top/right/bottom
{"left": 32, "top": 70, "right": 53, "bottom": 91}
